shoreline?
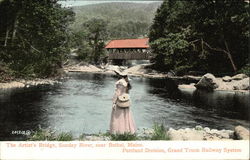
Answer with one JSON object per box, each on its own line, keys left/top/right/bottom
{"left": 1, "top": 64, "right": 249, "bottom": 93}
{"left": 0, "top": 78, "right": 62, "bottom": 90}
{"left": 26, "top": 125, "right": 249, "bottom": 141}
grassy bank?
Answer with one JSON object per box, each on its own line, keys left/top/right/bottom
{"left": 28, "top": 124, "right": 170, "bottom": 141}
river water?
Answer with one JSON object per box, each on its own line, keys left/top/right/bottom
{"left": 0, "top": 73, "right": 249, "bottom": 140}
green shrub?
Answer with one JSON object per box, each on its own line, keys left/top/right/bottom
{"left": 151, "top": 123, "right": 170, "bottom": 140}
{"left": 79, "top": 134, "right": 86, "bottom": 140}
{"left": 28, "top": 129, "right": 56, "bottom": 141}
{"left": 238, "top": 64, "right": 250, "bottom": 76}
{"left": 29, "top": 129, "right": 73, "bottom": 141}
{"left": 56, "top": 132, "right": 73, "bottom": 141}
{"left": 110, "top": 132, "right": 138, "bottom": 141}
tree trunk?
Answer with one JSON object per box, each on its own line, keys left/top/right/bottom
{"left": 198, "top": 39, "right": 238, "bottom": 73}
{"left": 224, "top": 41, "right": 237, "bottom": 72}
{"left": 4, "top": 28, "right": 9, "bottom": 46}
{"left": 11, "top": 13, "right": 19, "bottom": 45}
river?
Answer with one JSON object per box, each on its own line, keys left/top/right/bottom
{"left": 0, "top": 73, "right": 249, "bottom": 140}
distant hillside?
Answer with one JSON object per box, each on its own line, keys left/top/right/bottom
{"left": 71, "top": 2, "right": 162, "bottom": 39}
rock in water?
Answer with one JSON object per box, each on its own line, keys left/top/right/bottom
{"left": 234, "top": 126, "right": 249, "bottom": 140}
{"left": 195, "top": 73, "right": 218, "bottom": 91}
{"left": 222, "top": 76, "right": 232, "bottom": 82}
{"left": 232, "top": 74, "right": 248, "bottom": 80}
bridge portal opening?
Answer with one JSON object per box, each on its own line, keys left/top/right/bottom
{"left": 105, "top": 38, "right": 151, "bottom": 66}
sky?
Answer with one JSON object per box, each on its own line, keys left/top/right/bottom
{"left": 58, "top": 0, "right": 162, "bottom": 7}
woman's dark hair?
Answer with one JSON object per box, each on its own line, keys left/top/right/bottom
{"left": 124, "top": 76, "right": 132, "bottom": 93}
{"left": 127, "top": 82, "right": 132, "bottom": 91}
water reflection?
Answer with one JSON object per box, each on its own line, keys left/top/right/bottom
{"left": 0, "top": 87, "right": 53, "bottom": 140}
{"left": 0, "top": 73, "right": 249, "bottom": 140}
{"left": 181, "top": 89, "right": 250, "bottom": 120}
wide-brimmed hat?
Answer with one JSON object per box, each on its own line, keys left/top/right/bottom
{"left": 113, "top": 69, "right": 128, "bottom": 77}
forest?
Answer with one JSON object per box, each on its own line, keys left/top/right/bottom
{"left": 0, "top": 0, "right": 74, "bottom": 80}
{"left": 0, "top": 0, "right": 249, "bottom": 81}
{"left": 71, "top": 2, "right": 161, "bottom": 39}
{"left": 149, "top": 0, "right": 249, "bottom": 75}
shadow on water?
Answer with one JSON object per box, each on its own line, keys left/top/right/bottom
{"left": 146, "top": 78, "right": 181, "bottom": 99}
{"left": 181, "top": 89, "right": 250, "bottom": 121}
{"left": 143, "top": 78, "right": 249, "bottom": 130}
{"left": 0, "top": 73, "right": 249, "bottom": 140}
{"left": 0, "top": 86, "right": 55, "bottom": 140}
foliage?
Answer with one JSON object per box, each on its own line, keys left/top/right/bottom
{"left": 151, "top": 123, "right": 170, "bottom": 140}
{"left": 149, "top": 0, "right": 249, "bottom": 75}
{"left": 28, "top": 126, "right": 172, "bottom": 141}
{"left": 56, "top": 132, "right": 73, "bottom": 141}
{"left": 28, "top": 129, "right": 56, "bottom": 141}
{"left": 71, "top": 18, "right": 108, "bottom": 64}
{"left": 0, "top": 61, "right": 15, "bottom": 82}
{"left": 110, "top": 132, "right": 138, "bottom": 141}
{"left": 71, "top": 2, "right": 161, "bottom": 39}
{"left": 0, "top": 0, "right": 75, "bottom": 78}
{"left": 28, "top": 128, "right": 73, "bottom": 141}
{"left": 69, "top": 2, "right": 161, "bottom": 64}
{"left": 150, "top": 27, "right": 192, "bottom": 74}
{"left": 238, "top": 63, "right": 250, "bottom": 76}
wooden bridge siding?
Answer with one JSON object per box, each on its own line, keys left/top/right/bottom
{"left": 108, "top": 52, "right": 149, "bottom": 60}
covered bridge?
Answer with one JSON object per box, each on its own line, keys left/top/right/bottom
{"left": 105, "top": 38, "right": 150, "bottom": 60}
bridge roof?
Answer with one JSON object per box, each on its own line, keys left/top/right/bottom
{"left": 105, "top": 38, "right": 149, "bottom": 49}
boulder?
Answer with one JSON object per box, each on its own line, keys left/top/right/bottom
{"left": 232, "top": 78, "right": 250, "bottom": 90}
{"left": 167, "top": 127, "right": 234, "bottom": 141}
{"left": 216, "top": 78, "right": 234, "bottom": 90}
{"left": 234, "top": 126, "right": 249, "bottom": 140}
{"left": 195, "top": 73, "right": 219, "bottom": 91}
{"left": 167, "top": 128, "right": 205, "bottom": 140}
{"left": 232, "top": 74, "right": 248, "bottom": 80}
{"left": 222, "top": 76, "right": 232, "bottom": 82}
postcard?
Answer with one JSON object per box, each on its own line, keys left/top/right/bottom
{"left": 0, "top": 0, "right": 249, "bottom": 159}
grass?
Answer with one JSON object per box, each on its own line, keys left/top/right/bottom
{"left": 28, "top": 123, "right": 170, "bottom": 141}
{"left": 56, "top": 132, "right": 73, "bottom": 141}
{"left": 151, "top": 123, "right": 170, "bottom": 140}
{"left": 110, "top": 132, "right": 138, "bottom": 141}
{"left": 28, "top": 129, "right": 55, "bottom": 141}
{"left": 28, "top": 129, "right": 73, "bottom": 141}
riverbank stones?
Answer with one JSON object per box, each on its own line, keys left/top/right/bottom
{"left": 232, "top": 74, "right": 248, "bottom": 80}
{"left": 195, "top": 73, "right": 219, "bottom": 90}
{"left": 234, "top": 125, "right": 250, "bottom": 140}
{"left": 222, "top": 76, "right": 232, "bottom": 82}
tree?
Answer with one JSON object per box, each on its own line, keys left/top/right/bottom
{"left": 149, "top": 0, "right": 249, "bottom": 75}
{"left": 0, "top": 0, "right": 74, "bottom": 77}
{"left": 74, "top": 18, "right": 108, "bottom": 64}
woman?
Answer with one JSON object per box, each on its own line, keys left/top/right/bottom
{"left": 109, "top": 71, "right": 136, "bottom": 134}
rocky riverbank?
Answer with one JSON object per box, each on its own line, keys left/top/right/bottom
{"left": 1, "top": 63, "right": 249, "bottom": 92}
{"left": 64, "top": 63, "right": 249, "bottom": 92}
{"left": 0, "top": 78, "right": 61, "bottom": 90}
{"left": 141, "top": 125, "right": 249, "bottom": 141}
{"left": 64, "top": 63, "right": 170, "bottom": 78}
{"left": 166, "top": 125, "right": 246, "bottom": 141}
{"left": 178, "top": 73, "right": 249, "bottom": 93}
{"left": 57, "top": 125, "right": 250, "bottom": 141}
